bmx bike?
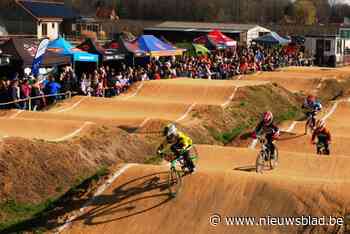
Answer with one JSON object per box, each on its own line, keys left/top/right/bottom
{"left": 256, "top": 137, "right": 279, "bottom": 173}
{"left": 305, "top": 111, "right": 318, "bottom": 135}
{"left": 159, "top": 146, "right": 198, "bottom": 198}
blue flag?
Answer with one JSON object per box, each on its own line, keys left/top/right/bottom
{"left": 32, "top": 38, "right": 50, "bottom": 77}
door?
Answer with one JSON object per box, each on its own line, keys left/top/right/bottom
{"left": 316, "top": 39, "right": 324, "bottom": 66}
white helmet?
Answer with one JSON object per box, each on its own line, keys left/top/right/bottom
{"left": 164, "top": 123, "right": 177, "bottom": 138}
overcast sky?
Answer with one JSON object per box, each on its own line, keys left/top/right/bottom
{"left": 332, "top": 0, "right": 350, "bottom": 4}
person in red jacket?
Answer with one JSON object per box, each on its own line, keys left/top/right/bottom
{"left": 312, "top": 119, "right": 331, "bottom": 155}
{"left": 252, "top": 111, "right": 280, "bottom": 158}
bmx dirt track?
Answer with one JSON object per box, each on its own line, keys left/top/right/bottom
{"left": 0, "top": 79, "right": 268, "bottom": 139}
{"left": 61, "top": 144, "right": 350, "bottom": 234}
{"left": 1, "top": 67, "right": 350, "bottom": 233}
{"left": 53, "top": 67, "right": 350, "bottom": 234}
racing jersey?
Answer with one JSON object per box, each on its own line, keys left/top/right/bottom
{"left": 312, "top": 128, "right": 331, "bottom": 143}
{"left": 255, "top": 121, "right": 280, "bottom": 138}
{"left": 303, "top": 100, "right": 322, "bottom": 113}
{"left": 159, "top": 131, "right": 193, "bottom": 152}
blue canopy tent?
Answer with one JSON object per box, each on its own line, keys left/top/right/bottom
{"left": 253, "top": 32, "right": 291, "bottom": 46}
{"left": 121, "top": 35, "right": 184, "bottom": 66}
{"left": 125, "top": 35, "right": 185, "bottom": 57}
{"left": 47, "top": 37, "right": 99, "bottom": 64}
{"left": 135, "top": 35, "right": 184, "bottom": 57}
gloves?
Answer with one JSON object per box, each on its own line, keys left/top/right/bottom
{"left": 272, "top": 131, "right": 280, "bottom": 140}
{"left": 157, "top": 149, "right": 164, "bottom": 156}
{"left": 252, "top": 132, "right": 257, "bottom": 139}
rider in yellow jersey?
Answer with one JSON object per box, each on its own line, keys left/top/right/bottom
{"left": 158, "top": 123, "right": 196, "bottom": 174}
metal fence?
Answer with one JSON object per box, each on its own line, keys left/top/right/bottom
{"left": 0, "top": 91, "right": 74, "bottom": 111}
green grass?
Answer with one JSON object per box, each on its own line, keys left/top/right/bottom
{"left": 275, "top": 106, "right": 302, "bottom": 123}
{"left": 207, "top": 127, "right": 224, "bottom": 143}
{"left": 144, "top": 155, "right": 163, "bottom": 165}
{"left": 0, "top": 198, "right": 55, "bottom": 231}
{"left": 0, "top": 166, "right": 110, "bottom": 233}
{"left": 208, "top": 124, "right": 248, "bottom": 145}
{"left": 221, "top": 125, "right": 246, "bottom": 144}
{"left": 239, "top": 101, "right": 248, "bottom": 107}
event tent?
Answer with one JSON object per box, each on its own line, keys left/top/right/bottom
{"left": 193, "top": 30, "right": 237, "bottom": 50}
{"left": 0, "top": 38, "right": 70, "bottom": 67}
{"left": 77, "top": 38, "right": 126, "bottom": 62}
{"left": 253, "top": 32, "right": 291, "bottom": 45}
{"left": 122, "top": 35, "right": 184, "bottom": 57}
{"left": 48, "top": 37, "right": 98, "bottom": 63}
{"left": 176, "top": 43, "right": 210, "bottom": 56}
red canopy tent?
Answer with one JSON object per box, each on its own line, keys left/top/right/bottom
{"left": 193, "top": 29, "right": 237, "bottom": 50}
{"left": 208, "top": 29, "right": 237, "bottom": 47}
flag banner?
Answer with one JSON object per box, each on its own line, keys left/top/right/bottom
{"left": 32, "top": 38, "right": 50, "bottom": 76}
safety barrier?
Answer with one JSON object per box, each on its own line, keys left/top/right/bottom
{"left": 0, "top": 91, "right": 74, "bottom": 111}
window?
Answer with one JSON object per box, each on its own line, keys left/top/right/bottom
{"left": 325, "top": 40, "right": 331, "bottom": 52}
{"left": 42, "top": 23, "right": 47, "bottom": 36}
{"left": 337, "top": 40, "right": 343, "bottom": 54}
{"left": 52, "top": 23, "right": 55, "bottom": 29}
{"left": 93, "top": 24, "right": 99, "bottom": 32}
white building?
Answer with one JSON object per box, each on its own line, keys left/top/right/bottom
{"left": 36, "top": 21, "right": 61, "bottom": 40}
{"left": 2, "top": 0, "right": 78, "bottom": 39}
{"left": 144, "top": 21, "right": 271, "bottom": 45}
{"left": 305, "top": 28, "right": 350, "bottom": 67}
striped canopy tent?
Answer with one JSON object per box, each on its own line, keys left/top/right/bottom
{"left": 123, "top": 35, "right": 185, "bottom": 57}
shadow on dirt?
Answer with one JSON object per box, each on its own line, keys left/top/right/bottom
{"left": 233, "top": 165, "right": 256, "bottom": 172}
{"left": 277, "top": 132, "right": 306, "bottom": 142}
{"left": 74, "top": 172, "right": 174, "bottom": 226}
{"left": 0, "top": 172, "right": 173, "bottom": 233}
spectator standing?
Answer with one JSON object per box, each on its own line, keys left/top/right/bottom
{"left": 9, "top": 80, "right": 21, "bottom": 109}
{"left": 0, "top": 80, "right": 9, "bottom": 109}
{"left": 47, "top": 75, "right": 61, "bottom": 104}
{"left": 31, "top": 79, "right": 42, "bottom": 111}
{"left": 21, "top": 79, "right": 31, "bottom": 110}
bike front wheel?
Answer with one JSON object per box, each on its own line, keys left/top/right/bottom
{"left": 305, "top": 119, "right": 311, "bottom": 134}
{"left": 168, "top": 167, "right": 182, "bottom": 197}
{"left": 256, "top": 151, "right": 266, "bottom": 173}
{"left": 269, "top": 147, "right": 279, "bottom": 169}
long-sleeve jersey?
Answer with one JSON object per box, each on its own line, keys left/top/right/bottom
{"left": 312, "top": 128, "right": 331, "bottom": 143}
{"left": 302, "top": 100, "right": 322, "bottom": 112}
{"left": 255, "top": 121, "right": 280, "bottom": 137}
{"left": 160, "top": 131, "right": 193, "bottom": 151}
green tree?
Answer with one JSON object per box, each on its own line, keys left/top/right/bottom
{"left": 294, "top": 0, "right": 317, "bottom": 25}
{"left": 313, "top": 0, "right": 331, "bottom": 23}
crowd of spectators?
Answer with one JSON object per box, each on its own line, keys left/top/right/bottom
{"left": 145, "top": 44, "right": 310, "bottom": 80}
{"left": 0, "top": 43, "right": 309, "bottom": 110}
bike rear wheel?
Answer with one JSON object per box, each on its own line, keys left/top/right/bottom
{"left": 317, "top": 143, "right": 329, "bottom": 155}
{"left": 168, "top": 167, "right": 182, "bottom": 197}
